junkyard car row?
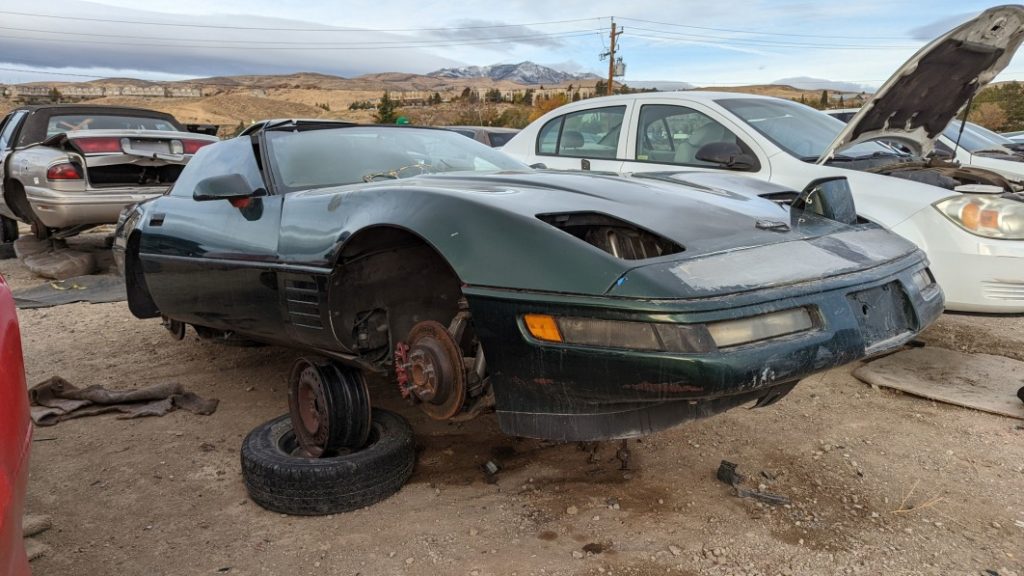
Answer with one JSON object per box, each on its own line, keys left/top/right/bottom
{"left": 0, "top": 105, "right": 217, "bottom": 241}
{"left": 1, "top": 4, "right": 1023, "bottom": 568}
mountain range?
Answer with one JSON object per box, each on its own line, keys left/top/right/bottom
{"left": 428, "top": 62, "right": 601, "bottom": 85}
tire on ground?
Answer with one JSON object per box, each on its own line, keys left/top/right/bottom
{"left": 241, "top": 408, "right": 415, "bottom": 515}
{"left": 0, "top": 216, "right": 18, "bottom": 260}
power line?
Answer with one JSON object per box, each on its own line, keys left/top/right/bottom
{"left": 628, "top": 32, "right": 918, "bottom": 51}
{"left": 0, "top": 30, "right": 606, "bottom": 50}
{"left": 627, "top": 27, "right": 919, "bottom": 49}
{"left": 0, "top": 10, "right": 607, "bottom": 33}
{"left": 616, "top": 16, "right": 910, "bottom": 40}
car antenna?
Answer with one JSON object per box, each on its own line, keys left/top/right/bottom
{"left": 951, "top": 93, "right": 974, "bottom": 160}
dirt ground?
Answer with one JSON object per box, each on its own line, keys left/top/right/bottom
{"left": 3, "top": 241, "right": 1023, "bottom": 576}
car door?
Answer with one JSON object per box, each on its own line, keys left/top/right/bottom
{"left": 0, "top": 111, "right": 28, "bottom": 220}
{"left": 531, "top": 104, "right": 630, "bottom": 172}
{"left": 619, "top": 100, "right": 770, "bottom": 181}
{"left": 139, "top": 136, "right": 284, "bottom": 337}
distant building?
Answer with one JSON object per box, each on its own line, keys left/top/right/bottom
{"left": 61, "top": 86, "right": 105, "bottom": 101}
{"left": 167, "top": 87, "right": 202, "bottom": 98}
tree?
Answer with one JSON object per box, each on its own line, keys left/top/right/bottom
{"left": 838, "top": 94, "right": 844, "bottom": 107}
{"left": 430, "top": 92, "right": 442, "bottom": 105}
{"left": 522, "top": 89, "right": 534, "bottom": 106}
{"left": 819, "top": 89, "right": 829, "bottom": 108}
{"left": 374, "top": 91, "right": 399, "bottom": 124}
{"left": 484, "top": 88, "right": 502, "bottom": 103}
{"left": 595, "top": 80, "right": 608, "bottom": 96}
{"left": 529, "top": 93, "right": 568, "bottom": 122}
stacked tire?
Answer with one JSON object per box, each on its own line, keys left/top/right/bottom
{"left": 241, "top": 408, "right": 415, "bottom": 515}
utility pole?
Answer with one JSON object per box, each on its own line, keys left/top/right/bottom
{"left": 601, "top": 18, "right": 623, "bottom": 96}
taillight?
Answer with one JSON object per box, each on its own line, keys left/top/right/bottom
{"left": 182, "top": 139, "right": 213, "bottom": 154}
{"left": 47, "top": 162, "right": 83, "bottom": 180}
{"left": 74, "top": 137, "right": 122, "bottom": 154}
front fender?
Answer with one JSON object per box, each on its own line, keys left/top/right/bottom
{"left": 278, "top": 185, "right": 635, "bottom": 297}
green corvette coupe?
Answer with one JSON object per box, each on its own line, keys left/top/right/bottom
{"left": 115, "top": 121, "right": 942, "bottom": 445}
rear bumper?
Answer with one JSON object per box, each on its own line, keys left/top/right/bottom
{"left": 467, "top": 255, "right": 943, "bottom": 441}
{"left": 24, "top": 185, "right": 165, "bottom": 229}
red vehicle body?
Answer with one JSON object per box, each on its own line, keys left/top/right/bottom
{"left": 0, "top": 273, "right": 30, "bottom": 576}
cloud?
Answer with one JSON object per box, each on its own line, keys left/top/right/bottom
{"left": 426, "top": 19, "right": 571, "bottom": 50}
{"left": 908, "top": 11, "right": 977, "bottom": 41}
{"left": 0, "top": 0, "right": 463, "bottom": 80}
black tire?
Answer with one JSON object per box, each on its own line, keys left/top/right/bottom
{"left": 241, "top": 409, "right": 415, "bottom": 515}
{"left": 0, "top": 216, "right": 17, "bottom": 260}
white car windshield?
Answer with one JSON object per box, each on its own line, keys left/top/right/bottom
{"left": 717, "top": 98, "right": 899, "bottom": 161}
{"left": 943, "top": 120, "right": 1014, "bottom": 153}
{"left": 266, "top": 126, "right": 528, "bottom": 192}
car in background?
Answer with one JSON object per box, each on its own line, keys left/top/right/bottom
{"left": 827, "top": 108, "right": 1024, "bottom": 180}
{"left": 445, "top": 126, "right": 520, "bottom": 148}
{"left": 501, "top": 5, "right": 1024, "bottom": 313}
{"left": 0, "top": 273, "right": 30, "bottom": 576}
{"left": 0, "top": 104, "right": 218, "bottom": 242}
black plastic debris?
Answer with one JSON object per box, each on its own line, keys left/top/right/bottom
{"left": 716, "top": 459, "right": 790, "bottom": 506}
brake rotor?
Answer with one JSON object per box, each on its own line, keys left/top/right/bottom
{"left": 287, "top": 358, "right": 371, "bottom": 457}
{"left": 400, "top": 320, "right": 467, "bottom": 420}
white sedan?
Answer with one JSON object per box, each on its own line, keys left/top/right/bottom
{"left": 501, "top": 5, "right": 1024, "bottom": 313}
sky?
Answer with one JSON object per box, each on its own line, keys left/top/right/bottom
{"left": 0, "top": 0, "right": 1019, "bottom": 90}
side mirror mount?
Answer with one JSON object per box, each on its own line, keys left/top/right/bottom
{"left": 529, "top": 162, "right": 547, "bottom": 170}
{"left": 695, "top": 142, "right": 756, "bottom": 171}
{"left": 792, "top": 176, "right": 858, "bottom": 225}
{"left": 193, "top": 173, "right": 257, "bottom": 202}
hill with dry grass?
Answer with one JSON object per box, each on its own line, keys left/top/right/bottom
{"left": 0, "top": 71, "right": 855, "bottom": 133}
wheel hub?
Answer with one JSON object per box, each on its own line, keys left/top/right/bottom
{"left": 396, "top": 321, "right": 466, "bottom": 420}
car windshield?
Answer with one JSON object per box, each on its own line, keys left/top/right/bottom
{"left": 943, "top": 120, "right": 1013, "bottom": 152}
{"left": 717, "top": 98, "right": 898, "bottom": 160}
{"left": 46, "top": 114, "right": 178, "bottom": 136}
{"left": 265, "top": 126, "right": 528, "bottom": 192}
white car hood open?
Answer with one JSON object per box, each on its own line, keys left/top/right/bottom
{"left": 818, "top": 5, "right": 1024, "bottom": 163}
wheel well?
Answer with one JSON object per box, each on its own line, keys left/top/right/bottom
{"left": 329, "top": 226, "right": 463, "bottom": 363}
{"left": 3, "top": 179, "right": 32, "bottom": 223}
{"left": 125, "top": 231, "right": 160, "bottom": 318}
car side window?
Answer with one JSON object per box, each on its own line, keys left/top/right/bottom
{"left": 635, "top": 104, "right": 754, "bottom": 169}
{"left": 170, "top": 137, "right": 267, "bottom": 198}
{"left": 536, "top": 106, "right": 626, "bottom": 159}
{"left": 0, "top": 111, "right": 26, "bottom": 151}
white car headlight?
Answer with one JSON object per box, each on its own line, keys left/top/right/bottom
{"left": 934, "top": 195, "right": 1024, "bottom": 240}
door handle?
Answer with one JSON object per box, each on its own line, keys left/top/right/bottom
{"left": 149, "top": 213, "right": 165, "bottom": 226}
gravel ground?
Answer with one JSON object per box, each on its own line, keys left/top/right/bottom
{"left": 4, "top": 240, "right": 1023, "bottom": 576}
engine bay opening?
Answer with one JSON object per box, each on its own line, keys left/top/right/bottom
{"left": 538, "top": 212, "right": 684, "bottom": 260}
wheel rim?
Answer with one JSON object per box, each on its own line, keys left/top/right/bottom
{"left": 287, "top": 358, "right": 371, "bottom": 457}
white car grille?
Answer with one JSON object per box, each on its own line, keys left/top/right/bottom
{"left": 982, "top": 280, "right": 1024, "bottom": 301}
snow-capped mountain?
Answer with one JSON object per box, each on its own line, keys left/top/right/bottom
{"left": 428, "top": 62, "right": 600, "bottom": 85}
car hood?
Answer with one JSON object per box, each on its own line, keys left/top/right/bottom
{"left": 819, "top": 5, "right": 1024, "bottom": 162}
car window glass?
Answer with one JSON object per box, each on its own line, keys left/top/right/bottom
{"left": 718, "top": 97, "right": 895, "bottom": 159}
{"left": 0, "top": 111, "right": 26, "bottom": 150}
{"left": 555, "top": 106, "right": 624, "bottom": 158}
{"left": 170, "top": 137, "right": 266, "bottom": 198}
{"left": 488, "top": 132, "right": 516, "bottom": 147}
{"left": 635, "top": 104, "right": 749, "bottom": 167}
{"left": 266, "top": 127, "right": 527, "bottom": 192}
{"left": 537, "top": 117, "right": 562, "bottom": 155}
{"left": 45, "top": 114, "right": 178, "bottom": 137}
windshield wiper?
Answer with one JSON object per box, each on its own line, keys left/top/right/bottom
{"left": 362, "top": 163, "right": 435, "bottom": 182}
{"left": 800, "top": 153, "right": 855, "bottom": 162}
